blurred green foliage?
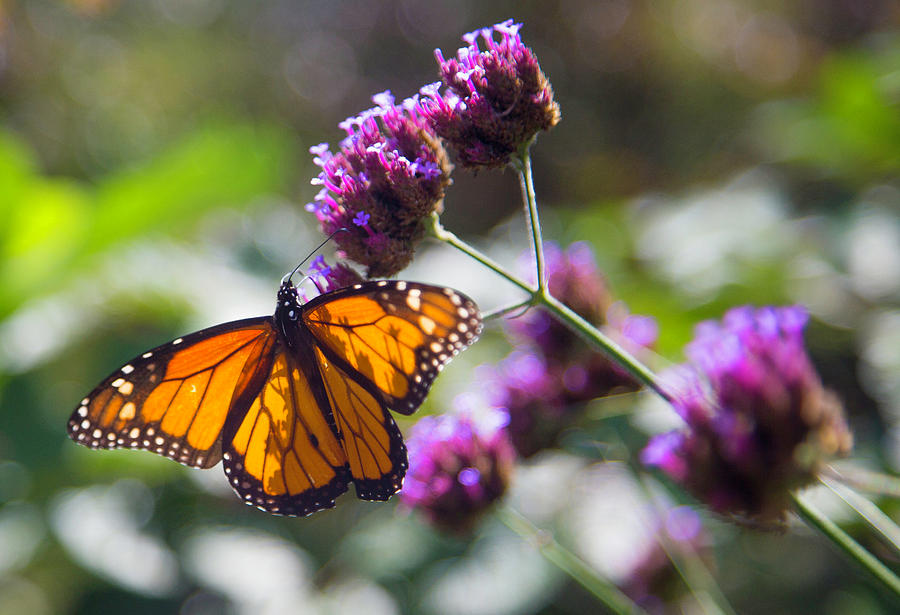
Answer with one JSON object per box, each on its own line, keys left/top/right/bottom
{"left": 758, "top": 43, "right": 900, "bottom": 180}
{"left": 0, "top": 122, "right": 293, "bottom": 318}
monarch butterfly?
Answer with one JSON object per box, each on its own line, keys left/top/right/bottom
{"left": 67, "top": 276, "right": 481, "bottom": 516}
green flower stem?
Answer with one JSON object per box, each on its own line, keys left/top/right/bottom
{"left": 428, "top": 213, "right": 672, "bottom": 403}
{"left": 427, "top": 213, "right": 535, "bottom": 295}
{"left": 515, "top": 146, "right": 547, "bottom": 292}
{"left": 497, "top": 506, "right": 648, "bottom": 615}
{"left": 515, "top": 146, "right": 671, "bottom": 401}
{"left": 482, "top": 298, "right": 534, "bottom": 322}
{"left": 633, "top": 475, "right": 736, "bottom": 615}
{"left": 541, "top": 293, "right": 673, "bottom": 402}
{"left": 791, "top": 490, "right": 900, "bottom": 599}
{"left": 820, "top": 475, "right": 900, "bottom": 560}
{"left": 823, "top": 464, "right": 900, "bottom": 498}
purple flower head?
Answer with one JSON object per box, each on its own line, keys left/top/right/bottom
{"left": 401, "top": 404, "right": 515, "bottom": 533}
{"left": 642, "top": 305, "right": 853, "bottom": 526}
{"left": 508, "top": 241, "right": 612, "bottom": 356}
{"left": 418, "top": 20, "right": 561, "bottom": 169}
{"left": 489, "top": 242, "right": 657, "bottom": 457}
{"left": 307, "top": 256, "right": 364, "bottom": 293}
{"left": 511, "top": 242, "right": 656, "bottom": 398}
{"left": 482, "top": 351, "right": 567, "bottom": 458}
{"left": 307, "top": 91, "right": 451, "bottom": 277}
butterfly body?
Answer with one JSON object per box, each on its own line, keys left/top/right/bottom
{"left": 68, "top": 279, "right": 481, "bottom": 516}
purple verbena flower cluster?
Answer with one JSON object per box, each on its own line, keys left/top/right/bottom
{"left": 419, "top": 19, "right": 560, "bottom": 169}
{"left": 506, "top": 242, "right": 611, "bottom": 355}
{"left": 305, "top": 20, "right": 558, "bottom": 280}
{"left": 307, "top": 91, "right": 451, "bottom": 277}
{"left": 641, "top": 305, "right": 853, "bottom": 526}
{"left": 492, "top": 242, "right": 657, "bottom": 457}
{"left": 307, "top": 255, "right": 364, "bottom": 293}
{"left": 400, "top": 405, "right": 515, "bottom": 533}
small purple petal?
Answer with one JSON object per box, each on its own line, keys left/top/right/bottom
{"left": 309, "top": 255, "right": 327, "bottom": 272}
{"left": 458, "top": 467, "right": 480, "bottom": 486}
{"left": 665, "top": 506, "right": 702, "bottom": 542}
{"left": 372, "top": 90, "right": 395, "bottom": 107}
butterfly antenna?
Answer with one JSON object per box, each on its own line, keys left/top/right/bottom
{"left": 282, "top": 229, "right": 349, "bottom": 285}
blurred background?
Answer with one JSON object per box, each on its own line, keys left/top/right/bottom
{"left": 1, "top": 0, "right": 899, "bottom": 613}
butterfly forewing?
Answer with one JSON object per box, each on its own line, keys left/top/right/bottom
{"left": 67, "top": 318, "right": 275, "bottom": 468}
{"left": 302, "top": 281, "right": 482, "bottom": 415}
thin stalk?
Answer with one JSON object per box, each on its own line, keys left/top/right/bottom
{"left": 792, "top": 491, "right": 900, "bottom": 599}
{"left": 515, "top": 147, "right": 547, "bottom": 292}
{"left": 820, "top": 475, "right": 900, "bottom": 561}
{"left": 426, "top": 213, "right": 534, "bottom": 295}
{"left": 634, "top": 474, "right": 736, "bottom": 615}
{"left": 497, "top": 507, "right": 648, "bottom": 615}
{"left": 542, "top": 293, "right": 673, "bottom": 402}
{"left": 430, "top": 216, "right": 671, "bottom": 402}
{"left": 823, "top": 464, "right": 900, "bottom": 498}
{"left": 482, "top": 298, "right": 534, "bottom": 322}
{"left": 430, "top": 144, "right": 670, "bottom": 400}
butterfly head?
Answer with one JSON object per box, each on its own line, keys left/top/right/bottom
{"left": 276, "top": 280, "right": 303, "bottom": 322}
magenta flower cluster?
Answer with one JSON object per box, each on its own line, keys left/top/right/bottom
{"left": 307, "top": 91, "right": 451, "bottom": 278}
{"left": 642, "top": 306, "right": 852, "bottom": 525}
{"left": 306, "top": 20, "right": 559, "bottom": 279}
{"left": 491, "top": 242, "right": 657, "bottom": 457}
{"left": 307, "top": 255, "right": 363, "bottom": 293}
{"left": 400, "top": 406, "right": 515, "bottom": 533}
{"left": 419, "top": 19, "right": 560, "bottom": 168}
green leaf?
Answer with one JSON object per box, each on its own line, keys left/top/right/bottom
{"left": 85, "top": 121, "right": 294, "bottom": 253}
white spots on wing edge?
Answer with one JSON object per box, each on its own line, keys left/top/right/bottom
{"left": 119, "top": 402, "right": 136, "bottom": 420}
{"left": 419, "top": 315, "right": 436, "bottom": 335}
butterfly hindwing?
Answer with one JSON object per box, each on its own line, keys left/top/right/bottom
{"left": 302, "top": 281, "right": 482, "bottom": 415}
{"left": 314, "top": 347, "right": 407, "bottom": 501}
{"left": 222, "top": 349, "right": 351, "bottom": 516}
{"left": 67, "top": 318, "right": 276, "bottom": 469}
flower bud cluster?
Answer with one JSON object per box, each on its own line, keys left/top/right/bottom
{"left": 642, "top": 306, "right": 853, "bottom": 525}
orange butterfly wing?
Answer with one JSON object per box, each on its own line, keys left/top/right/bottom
{"left": 298, "top": 281, "right": 481, "bottom": 500}
{"left": 67, "top": 318, "right": 276, "bottom": 469}
{"left": 302, "top": 281, "right": 482, "bottom": 415}
{"left": 222, "top": 349, "right": 351, "bottom": 515}
{"left": 314, "top": 346, "right": 407, "bottom": 500}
